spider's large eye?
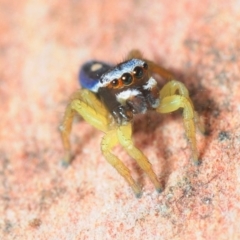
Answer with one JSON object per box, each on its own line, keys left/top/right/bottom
{"left": 121, "top": 73, "right": 133, "bottom": 85}
{"left": 111, "top": 79, "right": 120, "bottom": 88}
{"left": 133, "top": 66, "right": 144, "bottom": 78}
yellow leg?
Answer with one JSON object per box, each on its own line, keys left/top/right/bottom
{"left": 60, "top": 89, "right": 146, "bottom": 197}
{"left": 157, "top": 93, "right": 199, "bottom": 164}
{"left": 127, "top": 52, "right": 202, "bottom": 163}
{"left": 101, "top": 129, "right": 142, "bottom": 197}
{"left": 60, "top": 89, "right": 109, "bottom": 165}
{"left": 157, "top": 80, "right": 204, "bottom": 164}
{"left": 117, "top": 123, "right": 163, "bottom": 193}
{"left": 69, "top": 89, "right": 108, "bottom": 117}
{"left": 160, "top": 80, "right": 190, "bottom": 98}
{"left": 59, "top": 104, "right": 76, "bottom": 165}
{"left": 160, "top": 80, "right": 205, "bottom": 132}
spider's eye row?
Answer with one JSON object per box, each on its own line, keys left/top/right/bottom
{"left": 109, "top": 62, "right": 148, "bottom": 89}
{"left": 111, "top": 79, "right": 119, "bottom": 87}
{"left": 121, "top": 72, "right": 133, "bottom": 85}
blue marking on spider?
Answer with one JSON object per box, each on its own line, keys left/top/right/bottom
{"left": 79, "top": 61, "right": 112, "bottom": 92}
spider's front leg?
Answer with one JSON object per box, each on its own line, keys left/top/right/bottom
{"left": 60, "top": 89, "right": 109, "bottom": 166}
{"left": 115, "top": 123, "right": 163, "bottom": 195}
{"left": 101, "top": 128, "right": 143, "bottom": 197}
{"left": 157, "top": 80, "right": 201, "bottom": 165}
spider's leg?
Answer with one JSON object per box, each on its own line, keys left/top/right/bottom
{"left": 157, "top": 80, "right": 200, "bottom": 165}
{"left": 160, "top": 79, "right": 190, "bottom": 98}
{"left": 126, "top": 49, "right": 143, "bottom": 59}
{"left": 117, "top": 123, "right": 163, "bottom": 193}
{"left": 160, "top": 80, "right": 205, "bottom": 133}
{"left": 60, "top": 89, "right": 109, "bottom": 166}
{"left": 101, "top": 129, "right": 142, "bottom": 197}
{"left": 147, "top": 60, "right": 175, "bottom": 80}
{"left": 61, "top": 89, "right": 142, "bottom": 197}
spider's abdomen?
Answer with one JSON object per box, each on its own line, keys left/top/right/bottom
{"left": 79, "top": 61, "right": 112, "bottom": 93}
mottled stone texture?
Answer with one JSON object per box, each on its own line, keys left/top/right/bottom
{"left": 0, "top": 0, "right": 240, "bottom": 239}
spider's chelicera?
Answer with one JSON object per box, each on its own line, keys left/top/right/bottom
{"left": 60, "top": 50, "right": 203, "bottom": 197}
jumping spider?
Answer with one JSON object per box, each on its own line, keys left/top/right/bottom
{"left": 60, "top": 50, "right": 203, "bottom": 197}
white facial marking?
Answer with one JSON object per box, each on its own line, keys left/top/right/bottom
{"left": 143, "top": 77, "right": 157, "bottom": 90}
{"left": 90, "top": 63, "right": 103, "bottom": 72}
{"left": 99, "top": 59, "right": 145, "bottom": 88}
{"left": 94, "top": 59, "right": 147, "bottom": 92}
{"left": 116, "top": 89, "right": 141, "bottom": 104}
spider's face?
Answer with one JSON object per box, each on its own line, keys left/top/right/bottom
{"left": 97, "top": 59, "right": 160, "bottom": 124}
{"left": 79, "top": 58, "right": 160, "bottom": 124}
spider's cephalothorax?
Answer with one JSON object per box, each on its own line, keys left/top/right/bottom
{"left": 60, "top": 50, "right": 204, "bottom": 198}
{"left": 80, "top": 59, "right": 160, "bottom": 124}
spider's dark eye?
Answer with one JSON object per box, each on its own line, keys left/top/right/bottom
{"left": 111, "top": 79, "right": 119, "bottom": 87}
{"left": 121, "top": 73, "right": 133, "bottom": 85}
{"left": 133, "top": 66, "right": 144, "bottom": 78}
{"left": 143, "top": 62, "right": 148, "bottom": 70}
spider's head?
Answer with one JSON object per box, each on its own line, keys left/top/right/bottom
{"left": 97, "top": 59, "right": 160, "bottom": 124}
